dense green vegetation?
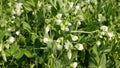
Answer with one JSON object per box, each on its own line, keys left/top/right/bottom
{"left": 0, "top": 0, "right": 120, "bottom": 68}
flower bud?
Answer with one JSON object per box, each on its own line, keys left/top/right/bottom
{"left": 67, "top": 50, "right": 72, "bottom": 60}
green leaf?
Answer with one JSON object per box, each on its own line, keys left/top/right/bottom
{"left": 24, "top": 5, "right": 33, "bottom": 11}
{"left": 13, "top": 49, "right": 24, "bottom": 59}
{"left": 23, "top": 22, "right": 31, "bottom": 32}
{"left": 0, "top": 30, "right": 5, "bottom": 41}
{"left": 10, "top": 44, "right": 19, "bottom": 55}
{"left": 115, "top": 60, "right": 120, "bottom": 68}
{"left": 92, "top": 45, "right": 99, "bottom": 64}
{"left": 5, "top": 49, "right": 11, "bottom": 57}
{"left": 23, "top": 0, "right": 35, "bottom": 11}
{"left": 89, "top": 62, "right": 98, "bottom": 68}
{"left": 89, "top": 55, "right": 98, "bottom": 68}
{"left": 24, "top": 49, "right": 33, "bottom": 58}
{"left": 99, "top": 54, "right": 106, "bottom": 68}
{"left": 31, "top": 33, "right": 38, "bottom": 44}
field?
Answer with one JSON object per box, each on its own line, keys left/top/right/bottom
{"left": 0, "top": 0, "right": 120, "bottom": 68}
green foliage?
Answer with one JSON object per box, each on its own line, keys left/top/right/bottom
{"left": 0, "top": 0, "right": 120, "bottom": 68}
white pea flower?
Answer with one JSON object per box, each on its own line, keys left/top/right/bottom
{"left": 0, "top": 44, "right": 2, "bottom": 51}
{"left": 16, "top": 3, "right": 23, "bottom": 9}
{"left": 56, "top": 19, "right": 62, "bottom": 25}
{"left": 96, "top": 41, "right": 101, "bottom": 46}
{"left": 37, "top": 1, "right": 41, "bottom": 7}
{"left": 79, "top": 15, "right": 84, "bottom": 21}
{"left": 72, "top": 35, "right": 78, "bottom": 41}
{"left": 108, "top": 32, "right": 114, "bottom": 38}
{"left": 82, "top": 7, "right": 86, "bottom": 12}
{"left": 107, "top": 32, "right": 114, "bottom": 40}
{"left": 70, "top": 2, "right": 74, "bottom": 8}
{"left": 9, "top": 36, "right": 15, "bottom": 44}
{"left": 86, "top": 0, "right": 90, "bottom": 4}
{"left": 12, "top": 10, "right": 16, "bottom": 15}
{"left": 61, "top": 25, "right": 66, "bottom": 31}
{"left": 43, "top": 37, "right": 49, "bottom": 43}
{"left": 98, "top": 14, "right": 106, "bottom": 22}
{"left": 56, "top": 44, "right": 63, "bottom": 51}
{"left": 65, "top": 27, "right": 69, "bottom": 31}
{"left": 56, "top": 39, "right": 61, "bottom": 43}
{"left": 98, "top": 14, "right": 102, "bottom": 18}
{"left": 5, "top": 44, "right": 10, "bottom": 49}
{"left": 45, "top": 26, "right": 50, "bottom": 33}
{"left": 76, "top": 44, "right": 84, "bottom": 51}
{"left": 56, "top": 13, "right": 62, "bottom": 19}
{"left": 15, "top": 2, "right": 23, "bottom": 16}
{"left": 64, "top": 42, "right": 69, "bottom": 50}
{"left": 118, "top": 36, "right": 120, "bottom": 38}
{"left": 100, "top": 25, "right": 108, "bottom": 32}
{"left": 7, "top": 28, "right": 12, "bottom": 31}
{"left": 47, "top": 5, "right": 52, "bottom": 11}
{"left": 16, "top": 31, "right": 20, "bottom": 35}
{"left": 80, "top": 2, "right": 85, "bottom": 7}
{"left": 74, "top": 10, "right": 78, "bottom": 14}
{"left": 77, "top": 21, "right": 81, "bottom": 25}
{"left": 98, "top": 14, "right": 102, "bottom": 21}
{"left": 11, "top": 21, "right": 14, "bottom": 23}
{"left": 12, "top": 16, "right": 15, "bottom": 19}
{"left": 8, "top": 2, "right": 12, "bottom": 6}
{"left": 100, "top": 32, "right": 106, "bottom": 35}
{"left": 68, "top": 23, "right": 72, "bottom": 26}
{"left": 76, "top": 5, "right": 80, "bottom": 10}
{"left": 64, "top": 40, "right": 72, "bottom": 50}
{"left": 71, "top": 62, "right": 78, "bottom": 68}
{"left": 67, "top": 50, "right": 72, "bottom": 60}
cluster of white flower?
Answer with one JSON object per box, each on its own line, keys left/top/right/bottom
{"left": 60, "top": 21, "right": 71, "bottom": 31}
{"left": 69, "top": 2, "right": 74, "bottom": 8}
{"left": 56, "top": 13, "right": 62, "bottom": 25}
{"left": 100, "top": 25, "right": 115, "bottom": 40}
{"left": 61, "top": 25, "right": 69, "bottom": 31}
{"left": 12, "top": 2, "right": 23, "bottom": 16}
{"left": 56, "top": 38, "right": 63, "bottom": 51}
{"left": 64, "top": 40, "right": 72, "bottom": 50}
{"left": 107, "top": 32, "right": 114, "bottom": 40}
{"left": 74, "top": 5, "right": 80, "bottom": 14}
{"left": 98, "top": 14, "right": 106, "bottom": 22}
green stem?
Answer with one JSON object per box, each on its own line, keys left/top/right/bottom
{"left": 71, "top": 30, "right": 99, "bottom": 34}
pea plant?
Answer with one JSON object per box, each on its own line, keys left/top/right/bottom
{"left": 0, "top": 0, "right": 120, "bottom": 68}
